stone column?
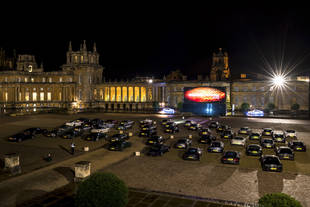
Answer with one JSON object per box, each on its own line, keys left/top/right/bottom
{"left": 4, "top": 153, "right": 21, "bottom": 175}
{"left": 74, "top": 161, "right": 91, "bottom": 182}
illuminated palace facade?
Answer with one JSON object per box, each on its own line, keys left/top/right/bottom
{"left": 0, "top": 42, "right": 309, "bottom": 113}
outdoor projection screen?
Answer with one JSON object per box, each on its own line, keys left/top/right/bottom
{"left": 183, "top": 87, "right": 227, "bottom": 116}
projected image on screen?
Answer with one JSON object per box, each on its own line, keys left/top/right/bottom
{"left": 183, "top": 87, "right": 226, "bottom": 116}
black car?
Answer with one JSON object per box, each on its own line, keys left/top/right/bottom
{"left": 182, "top": 147, "right": 202, "bottom": 161}
{"left": 61, "top": 130, "right": 80, "bottom": 139}
{"left": 207, "top": 141, "right": 224, "bottom": 153}
{"left": 43, "top": 129, "right": 58, "bottom": 137}
{"left": 73, "top": 125, "right": 91, "bottom": 135}
{"left": 110, "top": 133, "right": 128, "bottom": 142}
{"left": 260, "top": 138, "right": 275, "bottom": 149}
{"left": 161, "top": 119, "right": 172, "bottom": 125}
{"left": 23, "top": 127, "right": 44, "bottom": 136}
{"left": 275, "top": 146, "right": 294, "bottom": 160}
{"left": 57, "top": 124, "right": 73, "bottom": 136}
{"left": 188, "top": 123, "right": 201, "bottom": 131}
{"left": 108, "top": 140, "right": 131, "bottom": 151}
{"left": 260, "top": 155, "right": 283, "bottom": 172}
{"left": 221, "top": 130, "right": 234, "bottom": 139}
{"left": 272, "top": 131, "right": 286, "bottom": 143}
{"left": 120, "top": 120, "right": 134, "bottom": 125}
{"left": 184, "top": 120, "right": 195, "bottom": 127}
{"left": 216, "top": 124, "right": 227, "bottom": 133}
{"left": 117, "top": 123, "right": 132, "bottom": 130}
{"left": 199, "top": 128, "right": 211, "bottom": 136}
{"left": 174, "top": 138, "right": 192, "bottom": 149}
{"left": 165, "top": 125, "right": 179, "bottom": 133}
{"left": 90, "top": 118, "right": 105, "bottom": 127}
{"left": 238, "top": 127, "right": 252, "bottom": 135}
{"left": 246, "top": 144, "right": 263, "bottom": 156}
{"left": 249, "top": 132, "right": 261, "bottom": 140}
{"left": 139, "top": 129, "right": 157, "bottom": 137}
{"left": 288, "top": 141, "right": 306, "bottom": 152}
{"left": 84, "top": 132, "right": 108, "bottom": 141}
{"left": 199, "top": 134, "right": 215, "bottom": 144}
{"left": 140, "top": 124, "right": 156, "bottom": 130}
{"left": 262, "top": 128, "right": 273, "bottom": 137}
{"left": 208, "top": 121, "right": 219, "bottom": 129}
{"left": 8, "top": 132, "right": 32, "bottom": 142}
{"left": 221, "top": 151, "right": 240, "bottom": 164}
{"left": 147, "top": 144, "right": 170, "bottom": 156}
{"left": 146, "top": 135, "right": 164, "bottom": 145}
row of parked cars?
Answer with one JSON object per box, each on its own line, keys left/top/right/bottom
{"left": 8, "top": 118, "right": 135, "bottom": 142}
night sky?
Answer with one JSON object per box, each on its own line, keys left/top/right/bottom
{"left": 1, "top": 7, "right": 310, "bottom": 80}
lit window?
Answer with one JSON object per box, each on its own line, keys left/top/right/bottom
{"left": 5, "top": 92, "right": 8, "bottom": 101}
{"left": 18, "top": 92, "right": 22, "bottom": 101}
{"left": 5, "top": 77, "right": 8, "bottom": 82}
{"left": 69, "top": 77, "right": 72, "bottom": 82}
{"left": 18, "top": 77, "right": 21, "bottom": 82}
{"left": 59, "top": 92, "right": 62, "bottom": 101}
{"left": 25, "top": 77, "right": 28, "bottom": 82}
{"left": 49, "top": 77, "right": 52, "bottom": 83}
{"left": 31, "top": 78, "right": 34, "bottom": 82}
{"left": 40, "top": 92, "right": 44, "bottom": 101}
{"left": 81, "top": 56, "right": 83, "bottom": 63}
{"left": 33, "top": 92, "right": 37, "bottom": 101}
{"left": 47, "top": 92, "right": 52, "bottom": 101}
{"left": 25, "top": 92, "right": 30, "bottom": 101}
{"left": 75, "top": 56, "right": 78, "bottom": 63}
{"left": 59, "top": 77, "right": 62, "bottom": 82}
{"left": 42, "top": 77, "right": 46, "bottom": 82}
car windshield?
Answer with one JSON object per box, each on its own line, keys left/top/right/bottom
{"left": 251, "top": 133, "right": 259, "bottom": 136}
{"left": 188, "top": 148, "right": 197, "bottom": 153}
{"left": 112, "top": 134, "right": 121, "bottom": 138}
{"left": 264, "top": 157, "right": 280, "bottom": 165}
{"left": 279, "top": 148, "right": 292, "bottom": 154}
{"left": 178, "top": 139, "right": 187, "bottom": 143}
{"left": 240, "top": 127, "right": 248, "bottom": 130}
{"left": 263, "top": 139, "right": 273, "bottom": 143}
{"left": 274, "top": 134, "right": 283, "bottom": 137}
{"left": 225, "top": 151, "right": 237, "bottom": 157}
{"left": 211, "top": 142, "right": 221, "bottom": 147}
{"left": 293, "top": 142, "right": 304, "bottom": 146}
{"left": 264, "top": 129, "right": 272, "bottom": 132}
{"left": 248, "top": 145, "right": 260, "bottom": 150}
{"left": 234, "top": 137, "right": 244, "bottom": 140}
{"left": 223, "top": 131, "right": 231, "bottom": 134}
{"left": 287, "top": 130, "right": 295, "bottom": 133}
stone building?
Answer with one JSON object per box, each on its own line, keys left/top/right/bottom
{"left": 0, "top": 42, "right": 308, "bottom": 114}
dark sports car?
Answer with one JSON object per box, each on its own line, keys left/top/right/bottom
{"left": 260, "top": 138, "right": 275, "bottom": 149}
{"left": 43, "top": 129, "right": 58, "bottom": 137}
{"left": 117, "top": 123, "right": 132, "bottom": 130}
{"left": 139, "top": 129, "right": 157, "bottom": 137}
{"left": 275, "top": 146, "right": 294, "bottom": 160}
{"left": 208, "top": 121, "right": 219, "bottom": 129}
{"left": 260, "top": 155, "right": 283, "bottom": 172}
{"left": 272, "top": 131, "right": 286, "bottom": 143}
{"left": 189, "top": 123, "right": 201, "bottom": 131}
{"left": 108, "top": 140, "right": 131, "bottom": 151}
{"left": 165, "top": 125, "right": 179, "bottom": 133}
{"left": 146, "top": 135, "right": 164, "bottom": 145}
{"left": 199, "top": 128, "right": 211, "bottom": 136}
{"left": 23, "top": 127, "right": 44, "bottom": 136}
{"left": 238, "top": 127, "right": 252, "bottom": 135}
{"left": 147, "top": 144, "right": 170, "bottom": 156}
{"left": 182, "top": 147, "right": 202, "bottom": 161}
{"left": 221, "top": 130, "right": 234, "bottom": 139}
{"left": 262, "top": 128, "right": 273, "bottom": 136}
{"left": 8, "top": 132, "right": 32, "bottom": 142}
{"left": 174, "top": 138, "right": 192, "bottom": 149}
{"left": 199, "top": 134, "right": 215, "bottom": 144}
{"left": 221, "top": 151, "right": 240, "bottom": 164}
{"left": 207, "top": 141, "right": 224, "bottom": 153}
{"left": 246, "top": 144, "right": 262, "bottom": 156}
{"left": 110, "top": 134, "right": 128, "bottom": 142}
{"left": 249, "top": 132, "right": 261, "bottom": 140}
{"left": 84, "top": 132, "right": 108, "bottom": 141}
{"left": 288, "top": 141, "right": 306, "bottom": 152}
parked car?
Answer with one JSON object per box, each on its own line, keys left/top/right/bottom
{"left": 260, "top": 155, "right": 283, "bottom": 172}
{"left": 260, "top": 138, "right": 275, "bottom": 149}
{"left": 90, "top": 127, "right": 110, "bottom": 134}
{"left": 288, "top": 140, "right": 306, "bottom": 152}
{"left": 189, "top": 123, "right": 201, "bottom": 131}
{"left": 61, "top": 130, "right": 79, "bottom": 139}
{"left": 199, "top": 128, "right": 211, "bottom": 136}
{"left": 182, "top": 147, "right": 202, "bottom": 161}
{"left": 207, "top": 141, "right": 224, "bottom": 153}
{"left": 8, "top": 132, "right": 32, "bottom": 142}
{"left": 246, "top": 144, "right": 263, "bottom": 156}
{"left": 238, "top": 127, "right": 252, "bottom": 135}
{"left": 90, "top": 118, "right": 105, "bottom": 128}
{"left": 208, "top": 121, "right": 219, "bottom": 129}
{"left": 262, "top": 128, "right": 273, "bottom": 136}
{"left": 275, "top": 146, "right": 294, "bottom": 160}
{"left": 249, "top": 132, "right": 261, "bottom": 140}
{"left": 184, "top": 120, "right": 196, "bottom": 127}
{"left": 285, "top": 129, "right": 297, "bottom": 139}
{"left": 110, "top": 133, "right": 128, "bottom": 142}
{"left": 84, "top": 132, "right": 108, "bottom": 141}
{"left": 161, "top": 119, "right": 171, "bottom": 125}
{"left": 165, "top": 125, "right": 179, "bottom": 133}
{"left": 108, "top": 140, "right": 131, "bottom": 151}
{"left": 43, "top": 129, "right": 58, "bottom": 137}
{"left": 23, "top": 127, "right": 44, "bottom": 136}
{"left": 199, "top": 134, "right": 215, "bottom": 144}
{"left": 120, "top": 120, "right": 134, "bottom": 125}
{"left": 139, "top": 129, "right": 157, "bottom": 137}
{"left": 174, "top": 138, "right": 192, "bottom": 149}
{"left": 221, "top": 151, "right": 240, "bottom": 165}
{"left": 140, "top": 124, "right": 156, "bottom": 130}
{"left": 117, "top": 123, "right": 132, "bottom": 130}
{"left": 216, "top": 124, "right": 227, "bottom": 133}
{"left": 272, "top": 131, "right": 286, "bottom": 143}
{"left": 146, "top": 135, "right": 164, "bottom": 145}
{"left": 221, "top": 129, "right": 234, "bottom": 139}
{"left": 230, "top": 136, "right": 246, "bottom": 146}
{"left": 147, "top": 144, "right": 170, "bottom": 156}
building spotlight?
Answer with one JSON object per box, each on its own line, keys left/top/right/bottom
{"left": 148, "top": 79, "right": 153, "bottom": 84}
{"left": 272, "top": 75, "right": 286, "bottom": 87}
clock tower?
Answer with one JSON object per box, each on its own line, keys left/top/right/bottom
{"left": 16, "top": 55, "right": 43, "bottom": 73}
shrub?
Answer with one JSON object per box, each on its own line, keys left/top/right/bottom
{"left": 75, "top": 172, "right": 128, "bottom": 207}
{"left": 177, "top": 102, "right": 183, "bottom": 111}
{"left": 267, "top": 103, "right": 275, "bottom": 111}
{"left": 240, "top": 102, "right": 250, "bottom": 112}
{"left": 259, "top": 193, "right": 302, "bottom": 207}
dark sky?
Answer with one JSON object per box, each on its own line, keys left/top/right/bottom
{"left": 1, "top": 6, "right": 310, "bottom": 79}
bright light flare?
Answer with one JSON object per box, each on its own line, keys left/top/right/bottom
{"left": 272, "top": 75, "right": 286, "bottom": 87}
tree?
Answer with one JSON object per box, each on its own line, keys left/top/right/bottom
{"left": 240, "top": 102, "right": 250, "bottom": 112}
{"left": 75, "top": 172, "right": 128, "bottom": 207}
{"left": 291, "top": 103, "right": 300, "bottom": 111}
{"left": 152, "top": 101, "right": 159, "bottom": 110}
{"left": 259, "top": 193, "right": 302, "bottom": 207}
{"left": 267, "top": 103, "right": 275, "bottom": 111}
{"left": 177, "top": 102, "right": 183, "bottom": 112}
